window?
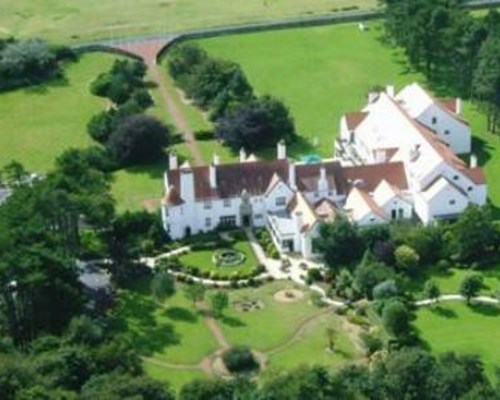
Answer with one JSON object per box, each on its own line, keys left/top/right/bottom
{"left": 276, "top": 197, "right": 287, "bottom": 206}
{"left": 432, "top": 116, "right": 437, "bottom": 125}
{"left": 449, "top": 200, "right": 456, "bottom": 206}
{"left": 314, "top": 192, "right": 319, "bottom": 198}
{"left": 398, "top": 208, "right": 404, "bottom": 219}
{"left": 254, "top": 214, "right": 263, "bottom": 220}
{"left": 468, "top": 186, "right": 473, "bottom": 192}
{"left": 453, "top": 175, "right": 459, "bottom": 181}
{"left": 205, "top": 218, "right": 211, "bottom": 228}
{"left": 219, "top": 216, "right": 237, "bottom": 227}
{"left": 166, "top": 224, "right": 171, "bottom": 232}
{"left": 444, "top": 129, "right": 450, "bottom": 135}
{"left": 223, "top": 199, "right": 231, "bottom": 208}
{"left": 204, "top": 201, "right": 212, "bottom": 210}
{"left": 328, "top": 191, "right": 334, "bottom": 197}
{"left": 391, "top": 209, "right": 397, "bottom": 220}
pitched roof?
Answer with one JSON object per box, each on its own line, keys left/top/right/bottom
{"left": 345, "top": 112, "right": 368, "bottom": 130}
{"left": 163, "top": 186, "right": 184, "bottom": 206}
{"left": 165, "top": 159, "right": 409, "bottom": 203}
{"left": 422, "top": 176, "right": 469, "bottom": 201}
{"left": 341, "top": 162, "right": 409, "bottom": 194}
{"left": 345, "top": 187, "right": 387, "bottom": 222}
{"left": 314, "top": 198, "right": 338, "bottom": 223}
{"left": 438, "top": 98, "right": 458, "bottom": 114}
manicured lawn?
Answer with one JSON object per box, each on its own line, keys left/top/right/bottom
{"left": 0, "top": 53, "right": 116, "bottom": 172}
{"left": 0, "top": 0, "right": 377, "bottom": 44}
{"left": 143, "top": 362, "right": 205, "bottom": 393}
{"left": 113, "top": 277, "right": 219, "bottom": 365}
{"left": 197, "top": 23, "right": 423, "bottom": 160}
{"left": 268, "top": 313, "right": 359, "bottom": 371}
{"left": 412, "top": 265, "right": 500, "bottom": 299}
{"left": 178, "top": 234, "right": 260, "bottom": 278}
{"left": 219, "top": 281, "right": 321, "bottom": 351}
{"left": 414, "top": 303, "right": 500, "bottom": 380}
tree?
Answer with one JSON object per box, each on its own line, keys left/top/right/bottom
{"left": 314, "top": 216, "right": 365, "bottom": 271}
{"left": 81, "top": 373, "right": 174, "bottom": 400}
{"left": 151, "top": 271, "right": 175, "bottom": 304}
{"left": 168, "top": 43, "right": 208, "bottom": 81}
{"left": 325, "top": 327, "right": 335, "bottom": 352}
{"left": 65, "top": 316, "right": 104, "bottom": 346}
{"left": 3, "top": 160, "right": 28, "bottom": 186}
{"left": 106, "top": 115, "right": 170, "bottom": 166}
{"left": 209, "top": 290, "right": 229, "bottom": 319}
{"left": 183, "top": 283, "right": 206, "bottom": 307}
{"left": 459, "top": 274, "right": 483, "bottom": 305}
{"left": 179, "top": 378, "right": 256, "bottom": 400}
{"left": 382, "top": 300, "right": 410, "bottom": 339}
{"left": 394, "top": 245, "right": 420, "bottom": 275}
{"left": 222, "top": 346, "right": 259, "bottom": 374}
{"left": 215, "top": 95, "right": 295, "bottom": 152}
{"left": 473, "top": 36, "right": 500, "bottom": 133}
{"left": 354, "top": 261, "right": 394, "bottom": 299}
{"left": 424, "top": 280, "right": 441, "bottom": 305}
{"left": 449, "top": 205, "right": 499, "bottom": 262}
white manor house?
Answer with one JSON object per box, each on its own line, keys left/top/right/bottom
{"left": 162, "top": 83, "right": 487, "bottom": 259}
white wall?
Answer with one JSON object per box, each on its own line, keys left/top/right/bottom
{"left": 417, "top": 104, "right": 471, "bottom": 154}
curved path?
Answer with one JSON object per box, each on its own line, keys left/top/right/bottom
{"left": 415, "top": 294, "right": 499, "bottom": 307}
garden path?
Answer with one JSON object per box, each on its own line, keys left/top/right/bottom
{"left": 415, "top": 294, "right": 499, "bottom": 307}
{"left": 147, "top": 61, "right": 205, "bottom": 166}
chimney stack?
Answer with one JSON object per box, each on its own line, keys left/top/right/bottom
{"left": 213, "top": 153, "right": 220, "bottom": 166}
{"left": 239, "top": 148, "right": 247, "bottom": 163}
{"left": 209, "top": 163, "right": 217, "bottom": 189}
{"left": 277, "top": 140, "right": 287, "bottom": 160}
{"left": 470, "top": 153, "right": 478, "bottom": 168}
{"left": 180, "top": 162, "right": 195, "bottom": 202}
{"left": 456, "top": 98, "right": 462, "bottom": 115}
{"left": 386, "top": 85, "right": 395, "bottom": 98}
{"left": 169, "top": 151, "right": 178, "bottom": 170}
{"left": 318, "top": 166, "right": 328, "bottom": 192}
{"left": 289, "top": 161, "right": 297, "bottom": 190}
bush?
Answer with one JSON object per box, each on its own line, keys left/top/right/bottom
{"left": 394, "top": 245, "right": 420, "bottom": 275}
{"left": 222, "top": 346, "right": 259, "bottom": 374}
{"left": 307, "top": 268, "right": 323, "bottom": 283}
{"left": 360, "top": 332, "right": 383, "bottom": 355}
{"left": 106, "top": 115, "right": 170, "bottom": 166}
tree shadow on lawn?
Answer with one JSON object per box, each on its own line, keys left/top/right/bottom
{"left": 164, "top": 306, "right": 198, "bottom": 323}
{"left": 428, "top": 305, "right": 458, "bottom": 319}
{"left": 111, "top": 278, "right": 188, "bottom": 356}
{"left": 118, "top": 159, "right": 166, "bottom": 180}
{"left": 21, "top": 75, "right": 70, "bottom": 95}
{"left": 221, "top": 315, "right": 246, "bottom": 328}
{"left": 469, "top": 303, "right": 500, "bottom": 318}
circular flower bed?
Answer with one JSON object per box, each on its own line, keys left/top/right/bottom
{"left": 213, "top": 249, "right": 246, "bottom": 267}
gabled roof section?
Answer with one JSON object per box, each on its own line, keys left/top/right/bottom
{"left": 163, "top": 185, "right": 184, "bottom": 206}
{"left": 373, "top": 179, "right": 408, "bottom": 207}
{"left": 422, "top": 176, "right": 469, "bottom": 201}
{"left": 288, "top": 192, "right": 319, "bottom": 233}
{"left": 314, "top": 198, "right": 338, "bottom": 223}
{"left": 345, "top": 112, "right": 369, "bottom": 131}
{"left": 345, "top": 187, "right": 388, "bottom": 222}
{"left": 341, "top": 162, "right": 409, "bottom": 194}
{"left": 266, "top": 172, "right": 285, "bottom": 195}
{"left": 295, "top": 161, "right": 343, "bottom": 193}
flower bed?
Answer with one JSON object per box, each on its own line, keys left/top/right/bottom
{"left": 213, "top": 249, "right": 246, "bottom": 267}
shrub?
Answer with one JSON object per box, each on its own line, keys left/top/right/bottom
{"left": 222, "top": 346, "right": 259, "bottom": 374}
{"left": 307, "top": 268, "right": 323, "bottom": 283}
{"left": 394, "top": 245, "right": 420, "bottom": 275}
{"left": 360, "top": 332, "right": 383, "bottom": 355}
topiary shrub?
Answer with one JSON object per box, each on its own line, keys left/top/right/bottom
{"left": 222, "top": 346, "right": 259, "bottom": 374}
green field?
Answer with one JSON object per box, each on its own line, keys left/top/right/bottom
{"left": 414, "top": 303, "right": 500, "bottom": 380}
{"left": 412, "top": 265, "right": 500, "bottom": 300}
{"left": 0, "top": 0, "right": 377, "bottom": 44}
{"left": 197, "top": 23, "right": 423, "bottom": 160}
{"left": 268, "top": 313, "right": 359, "bottom": 371}
{"left": 0, "top": 53, "right": 113, "bottom": 171}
